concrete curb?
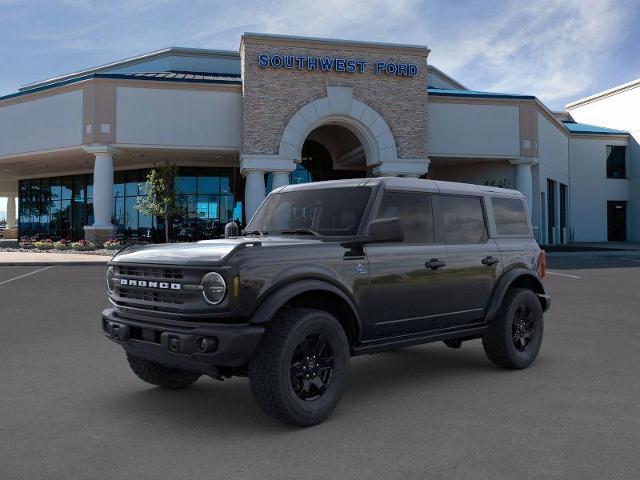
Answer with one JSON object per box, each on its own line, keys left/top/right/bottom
{"left": 0, "top": 261, "right": 110, "bottom": 266}
{"left": 546, "top": 250, "right": 640, "bottom": 257}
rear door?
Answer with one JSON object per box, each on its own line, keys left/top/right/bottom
{"left": 366, "top": 190, "right": 450, "bottom": 337}
{"left": 437, "top": 194, "right": 501, "bottom": 325}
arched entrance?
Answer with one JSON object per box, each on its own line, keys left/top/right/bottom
{"left": 298, "top": 124, "right": 368, "bottom": 182}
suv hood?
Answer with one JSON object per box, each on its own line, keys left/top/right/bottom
{"left": 111, "top": 236, "right": 324, "bottom": 266}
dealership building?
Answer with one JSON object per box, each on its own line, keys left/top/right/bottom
{"left": 0, "top": 33, "right": 637, "bottom": 244}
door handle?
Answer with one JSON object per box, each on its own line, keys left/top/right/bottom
{"left": 482, "top": 256, "right": 500, "bottom": 266}
{"left": 425, "top": 258, "right": 446, "bottom": 270}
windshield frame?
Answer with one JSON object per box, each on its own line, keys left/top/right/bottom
{"left": 245, "top": 183, "right": 381, "bottom": 240}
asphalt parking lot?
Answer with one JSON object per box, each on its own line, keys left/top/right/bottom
{"left": 1, "top": 257, "right": 640, "bottom": 479}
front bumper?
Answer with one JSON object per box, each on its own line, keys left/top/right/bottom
{"left": 537, "top": 293, "right": 552, "bottom": 312}
{"left": 101, "top": 308, "right": 264, "bottom": 374}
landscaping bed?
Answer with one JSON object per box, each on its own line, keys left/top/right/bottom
{"left": 0, "top": 247, "right": 115, "bottom": 256}
{"left": 0, "top": 237, "right": 127, "bottom": 256}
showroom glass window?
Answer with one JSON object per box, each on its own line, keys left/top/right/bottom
{"left": 19, "top": 174, "right": 93, "bottom": 240}
{"left": 112, "top": 169, "right": 158, "bottom": 241}
{"left": 173, "top": 167, "right": 244, "bottom": 241}
{"left": 18, "top": 167, "right": 244, "bottom": 242}
{"left": 440, "top": 195, "right": 488, "bottom": 244}
{"left": 606, "top": 146, "right": 626, "bottom": 179}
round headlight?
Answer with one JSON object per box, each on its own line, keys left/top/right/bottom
{"left": 201, "top": 272, "right": 227, "bottom": 305}
{"left": 106, "top": 266, "right": 115, "bottom": 294}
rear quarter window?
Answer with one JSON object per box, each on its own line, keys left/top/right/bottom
{"left": 491, "top": 197, "right": 530, "bottom": 235}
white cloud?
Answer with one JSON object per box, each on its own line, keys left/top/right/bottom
{"left": 426, "top": 0, "right": 628, "bottom": 107}
{"left": 3, "top": 0, "right": 635, "bottom": 109}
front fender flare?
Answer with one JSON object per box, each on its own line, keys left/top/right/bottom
{"left": 485, "top": 268, "right": 547, "bottom": 323}
{"left": 248, "top": 278, "right": 362, "bottom": 335}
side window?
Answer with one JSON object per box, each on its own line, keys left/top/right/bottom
{"left": 492, "top": 197, "right": 530, "bottom": 235}
{"left": 440, "top": 195, "right": 487, "bottom": 244}
{"left": 375, "top": 191, "right": 434, "bottom": 243}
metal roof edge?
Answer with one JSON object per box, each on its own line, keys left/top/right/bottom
{"left": 565, "top": 78, "right": 640, "bottom": 109}
{"left": 19, "top": 47, "right": 240, "bottom": 92}
{"left": 2, "top": 72, "right": 242, "bottom": 103}
{"left": 241, "top": 32, "right": 430, "bottom": 54}
{"left": 427, "top": 66, "right": 467, "bottom": 90}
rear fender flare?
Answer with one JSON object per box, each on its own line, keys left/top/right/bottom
{"left": 485, "top": 268, "right": 546, "bottom": 322}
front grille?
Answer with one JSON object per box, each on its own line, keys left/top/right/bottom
{"left": 115, "top": 266, "right": 184, "bottom": 280}
{"left": 119, "top": 286, "right": 184, "bottom": 305}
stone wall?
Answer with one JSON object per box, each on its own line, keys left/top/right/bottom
{"left": 240, "top": 35, "right": 429, "bottom": 161}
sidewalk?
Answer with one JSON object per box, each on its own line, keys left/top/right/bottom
{"left": 0, "top": 251, "right": 112, "bottom": 266}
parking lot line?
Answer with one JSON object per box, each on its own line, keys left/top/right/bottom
{"left": 0, "top": 266, "right": 52, "bottom": 286}
{"left": 546, "top": 271, "right": 581, "bottom": 279}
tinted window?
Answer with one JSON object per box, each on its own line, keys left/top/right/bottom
{"left": 376, "top": 191, "right": 434, "bottom": 243}
{"left": 440, "top": 195, "right": 487, "bottom": 244}
{"left": 492, "top": 197, "right": 530, "bottom": 235}
{"left": 606, "top": 146, "right": 626, "bottom": 179}
{"left": 247, "top": 187, "right": 372, "bottom": 237}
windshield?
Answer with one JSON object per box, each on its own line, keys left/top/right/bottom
{"left": 246, "top": 186, "right": 373, "bottom": 237}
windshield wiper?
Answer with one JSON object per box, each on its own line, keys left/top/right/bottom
{"left": 244, "top": 229, "right": 267, "bottom": 236}
{"left": 279, "top": 228, "right": 320, "bottom": 236}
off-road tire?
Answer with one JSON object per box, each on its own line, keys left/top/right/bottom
{"left": 482, "top": 288, "right": 544, "bottom": 369}
{"left": 249, "top": 307, "right": 349, "bottom": 427}
{"left": 126, "top": 354, "right": 201, "bottom": 389}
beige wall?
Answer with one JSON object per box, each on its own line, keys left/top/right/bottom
{"left": 0, "top": 90, "right": 83, "bottom": 157}
{"left": 240, "top": 35, "right": 429, "bottom": 160}
{"left": 427, "top": 102, "right": 520, "bottom": 157}
{"left": 115, "top": 86, "right": 242, "bottom": 148}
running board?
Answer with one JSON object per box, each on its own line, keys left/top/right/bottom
{"left": 352, "top": 323, "right": 488, "bottom": 356}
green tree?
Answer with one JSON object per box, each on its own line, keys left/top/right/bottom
{"left": 484, "top": 178, "right": 512, "bottom": 189}
{"left": 136, "top": 161, "right": 182, "bottom": 243}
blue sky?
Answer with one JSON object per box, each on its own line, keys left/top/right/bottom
{"left": 1, "top": 0, "right": 640, "bottom": 215}
{"left": 1, "top": 0, "right": 639, "bottom": 108}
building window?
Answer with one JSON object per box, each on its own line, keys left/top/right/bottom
{"left": 606, "top": 145, "right": 626, "bottom": 179}
{"left": 173, "top": 167, "right": 244, "bottom": 241}
{"left": 18, "top": 166, "right": 244, "bottom": 242}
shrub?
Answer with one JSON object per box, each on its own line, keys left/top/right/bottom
{"left": 19, "top": 236, "right": 34, "bottom": 249}
{"left": 103, "top": 239, "right": 125, "bottom": 250}
{"left": 33, "top": 239, "right": 54, "bottom": 250}
{"left": 54, "top": 239, "right": 73, "bottom": 250}
{"left": 71, "top": 240, "right": 96, "bottom": 251}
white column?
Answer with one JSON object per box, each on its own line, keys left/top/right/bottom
{"left": 271, "top": 171, "right": 290, "bottom": 190}
{"left": 510, "top": 158, "right": 537, "bottom": 216}
{"left": 6, "top": 195, "right": 17, "bottom": 228}
{"left": 241, "top": 154, "right": 295, "bottom": 222}
{"left": 91, "top": 152, "right": 115, "bottom": 227}
{"left": 244, "top": 170, "right": 266, "bottom": 222}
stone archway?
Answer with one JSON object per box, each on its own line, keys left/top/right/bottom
{"left": 278, "top": 86, "right": 398, "bottom": 169}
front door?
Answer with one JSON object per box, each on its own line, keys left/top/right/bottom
{"left": 608, "top": 201, "right": 627, "bottom": 241}
{"left": 366, "top": 190, "right": 450, "bottom": 337}
{"left": 438, "top": 194, "right": 501, "bottom": 325}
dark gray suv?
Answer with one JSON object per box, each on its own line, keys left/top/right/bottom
{"left": 102, "top": 178, "right": 550, "bottom": 426}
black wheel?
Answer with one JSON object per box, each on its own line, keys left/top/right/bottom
{"left": 249, "top": 307, "right": 349, "bottom": 426}
{"left": 482, "top": 288, "right": 544, "bottom": 369}
{"left": 126, "top": 354, "right": 201, "bottom": 389}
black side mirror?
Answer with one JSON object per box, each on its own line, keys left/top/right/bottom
{"left": 366, "top": 217, "right": 404, "bottom": 243}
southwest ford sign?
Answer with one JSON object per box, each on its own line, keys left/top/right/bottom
{"left": 257, "top": 54, "right": 418, "bottom": 77}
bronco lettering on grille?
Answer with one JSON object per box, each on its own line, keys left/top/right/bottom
{"left": 119, "top": 279, "right": 181, "bottom": 290}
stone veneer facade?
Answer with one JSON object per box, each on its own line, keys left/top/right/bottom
{"left": 240, "top": 34, "right": 429, "bottom": 162}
